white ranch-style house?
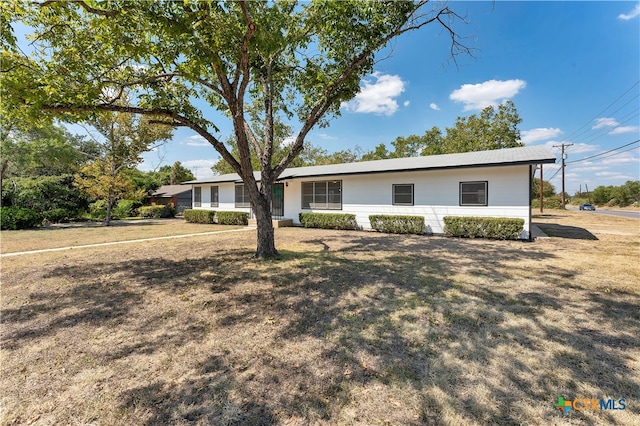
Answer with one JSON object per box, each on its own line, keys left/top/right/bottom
{"left": 184, "top": 146, "right": 556, "bottom": 239}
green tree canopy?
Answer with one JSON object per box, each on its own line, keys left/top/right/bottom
{"left": 3, "top": 0, "right": 468, "bottom": 257}
{"left": 363, "top": 101, "right": 523, "bottom": 159}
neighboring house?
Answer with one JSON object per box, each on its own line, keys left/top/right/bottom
{"left": 184, "top": 146, "right": 556, "bottom": 239}
{"left": 148, "top": 185, "right": 193, "bottom": 213}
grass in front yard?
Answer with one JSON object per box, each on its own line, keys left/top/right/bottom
{"left": 1, "top": 213, "right": 638, "bottom": 425}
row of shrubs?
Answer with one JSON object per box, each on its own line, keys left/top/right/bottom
{"left": 183, "top": 209, "right": 249, "bottom": 225}
{"left": 443, "top": 216, "right": 524, "bottom": 240}
{"left": 297, "top": 212, "right": 524, "bottom": 240}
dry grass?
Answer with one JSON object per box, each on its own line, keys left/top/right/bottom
{"left": 1, "top": 212, "right": 639, "bottom": 425}
{"left": 0, "top": 219, "right": 241, "bottom": 254}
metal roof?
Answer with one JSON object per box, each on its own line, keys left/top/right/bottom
{"left": 183, "top": 146, "right": 556, "bottom": 185}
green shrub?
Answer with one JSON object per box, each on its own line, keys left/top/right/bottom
{"left": 183, "top": 209, "right": 216, "bottom": 224}
{"left": 139, "top": 205, "right": 176, "bottom": 218}
{"left": 3, "top": 175, "right": 90, "bottom": 214}
{"left": 42, "top": 208, "right": 75, "bottom": 223}
{"left": 443, "top": 216, "right": 525, "bottom": 240}
{"left": 369, "top": 214, "right": 425, "bottom": 235}
{"left": 113, "top": 199, "right": 142, "bottom": 218}
{"left": 0, "top": 206, "right": 42, "bottom": 230}
{"left": 216, "top": 211, "right": 249, "bottom": 225}
{"left": 89, "top": 200, "right": 107, "bottom": 220}
{"left": 531, "top": 196, "right": 564, "bottom": 210}
{"left": 299, "top": 212, "right": 358, "bottom": 230}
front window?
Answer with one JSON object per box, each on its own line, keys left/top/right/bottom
{"left": 210, "top": 186, "right": 219, "bottom": 207}
{"left": 194, "top": 186, "right": 202, "bottom": 207}
{"left": 460, "top": 181, "right": 487, "bottom": 206}
{"left": 235, "top": 184, "right": 250, "bottom": 208}
{"left": 301, "top": 180, "right": 342, "bottom": 209}
{"left": 393, "top": 184, "right": 414, "bottom": 206}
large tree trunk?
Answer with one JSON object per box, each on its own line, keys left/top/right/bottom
{"left": 249, "top": 177, "right": 278, "bottom": 259}
{"left": 253, "top": 198, "right": 277, "bottom": 258}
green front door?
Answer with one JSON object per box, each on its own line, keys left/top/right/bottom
{"left": 272, "top": 183, "right": 284, "bottom": 217}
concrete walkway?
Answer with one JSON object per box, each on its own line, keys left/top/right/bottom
{"left": 0, "top": 227, "right": 254, "bottom": 258}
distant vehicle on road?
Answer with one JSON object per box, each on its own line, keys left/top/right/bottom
{"left": 580, "top": 203, "right": 596, "bottom": 211}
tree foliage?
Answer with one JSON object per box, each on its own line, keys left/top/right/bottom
{"left": 590, "top": 181, "right": 640, "bottom": 207}
{"left": 531, "top": 177, "right": 556, "bottom": 200}
{"left": 362, "top": 101, "right": 523, "bottom": 159}
{"left": 74, "top": 111, "right": 172, "bottom": 224}
{"left": 3, "top": 0, "right": 468, "bottom": 256}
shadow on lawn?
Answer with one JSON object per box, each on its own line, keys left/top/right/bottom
{"left": 7, "top": 233, "right": 638, "bottom": 424}
{"left": 534, "top": 222, "right": 599, "bottom": 240}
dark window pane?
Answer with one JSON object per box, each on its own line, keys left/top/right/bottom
{"left": 393, "top": 184, "right": 413, "bottom": 205}
{"left": 194, "top": 186, "right": 202, "bottom": 207}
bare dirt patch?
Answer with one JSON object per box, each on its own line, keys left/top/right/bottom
{"left": 1, "top": 215, "right": 638, "bottom": 425}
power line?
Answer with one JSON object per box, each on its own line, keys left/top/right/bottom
{"left": 566, "top": 139, "right": 640, "bottom": 164}
{"left": 563, "top": 80, "right": 640, "bottom": 143}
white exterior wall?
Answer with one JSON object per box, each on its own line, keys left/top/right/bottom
{"left": 192, "top": 164, "right": 533, "bottom": 238}
{"left": 191, "top": 183, "right": 251, "bottom": 213}
{"left": 284, "top": 164, "right": 532, "bottom": 238}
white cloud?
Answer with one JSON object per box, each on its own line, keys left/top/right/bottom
{"left": 341, "top": 72, "right": 405, "bottom": 116}
{"left": 541, "top": 141, "right": 597, "bottom": 155}
{"left": 182, "top": 159, "right": 219, "bottom": 179}
{"left": 280, "top": 136, "right": 296, "bottom": 147}
{"left": 449, "top": 79, "right": 526, "bottom": 111}
{"left": 596, "top": 171, "right": 635, "bottom": 179}
{"left": 316, "top": 133, "right": 337, "bottom": 140}
{"left": 618, "top": 4, "right": 640, "bottom": 20}
{"left": 520, "top": 128, "right": 563, "bottom": 144}
{"left": 429, "top": 103, "right": 440, "bottom": 111}
{"left": 184, "top": 135, "right": 210, "bottom": 147}
{"left": 571, "top": 165, "right": 608, "bottom": 172}
{"left": 403, "top": 100, "right": 410, "bottom": 107}
{"left": 593, "top": 117, "right": 618, "bottom": 129}
{"left": 609, "top": 125, "right": 640, "bottom": 135}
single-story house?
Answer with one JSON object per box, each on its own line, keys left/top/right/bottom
{"left": 184, "top": 146, "right": 556, "bottom": 239}
{"left": 148, "top": 185, "right": 193, "bottom": 213}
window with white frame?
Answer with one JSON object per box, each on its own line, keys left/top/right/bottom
{"left": 301, "top": 180, "right": 342, "bottom": 209}
{"left": 235, "top": 184, "right": 250, "bottom": 207}
{"left": 392, "top": 184, "right": 414, "bottom": 206}
{"left": 210, "top": 186, "right": 219, "bottom": 207}
{"left": 460, "top": 181, "right": 487, "bottom": 206}
{"left": 194, "top": 186, "right": 202, "bottom": 207}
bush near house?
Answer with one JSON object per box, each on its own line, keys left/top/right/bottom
{"left": 369, "top": 214, "right": 425, "bottom": 235}
{"left": 216, "top": 211, "right": 249, "bottom": 226}
{"left": 0, "top": 206, "right": 42, "bottom": 230}
{"left": 444, "top": 216, "right": 524, "bottom": 240}
{"left": 299, "top": 212, "right": 358, "bottom": 230}
{"left": 183, "top": 209, "right": 216, "bottom": 224}
{"left": 138, "top": 205, "right": 176, "bottom": 219}
{"left": 113, "top": 199, "right": 142, "bottom": 218}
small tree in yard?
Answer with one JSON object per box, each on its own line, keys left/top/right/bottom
{"left": 3, "top": 1, "right": 468, "bottom": 257}
{"left": 75, "top": 111, "right": 172, "bottom": 225}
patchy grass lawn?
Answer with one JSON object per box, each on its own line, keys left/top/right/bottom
{"left": 0, "top": 219, "right": 242, "bottom": 254}
{"left": 1, "top": 212, "right": 638, "bottom": 425}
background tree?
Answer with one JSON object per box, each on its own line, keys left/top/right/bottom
{"left": 74, "top": 111, "right": 172, "bottom": 225}
{"left": 531, "top": 178, "right": 556, "bottom": 200}
{"left": 362, "top": 102, "right": 522, "bottom": 159}
{"left": 4, "top": 1, "right": 468, "bottom": 257}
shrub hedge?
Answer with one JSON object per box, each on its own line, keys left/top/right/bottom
{"left": 0, "top": 206, "right": 42, "bottom": 230}
{"left": 443, "top": 216, "right": 524, "bottom": 240}
{"left": 139, "top": 205, "right": 176, "bottom": 219}
{"left": 216, "top": 211, "right": 249, "bottom": 225}
{"left": 299, "top": 212, "right": 358, "bottom": 230}
{"left": 42, "top": 208, "right": 75, "bottom": 223}
{"left": 183, "top": 209, "right": 216, "bottom": 224}
{"left": 369, "top": 214, "right": 425, "bottom": 235}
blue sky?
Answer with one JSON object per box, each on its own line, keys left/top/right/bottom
{"left": 143, "top": 1, "right": 639, "bottom": 195}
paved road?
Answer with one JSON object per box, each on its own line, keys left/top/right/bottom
{"left": 566, "top": 205, "right": 640, "bottom": 220}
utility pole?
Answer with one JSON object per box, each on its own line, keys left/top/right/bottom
{"left": 553, "top": 143, "right": 573, "bottom": 209}
{"left": 540, "top": 164, "right": 544, "bottom": 213}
